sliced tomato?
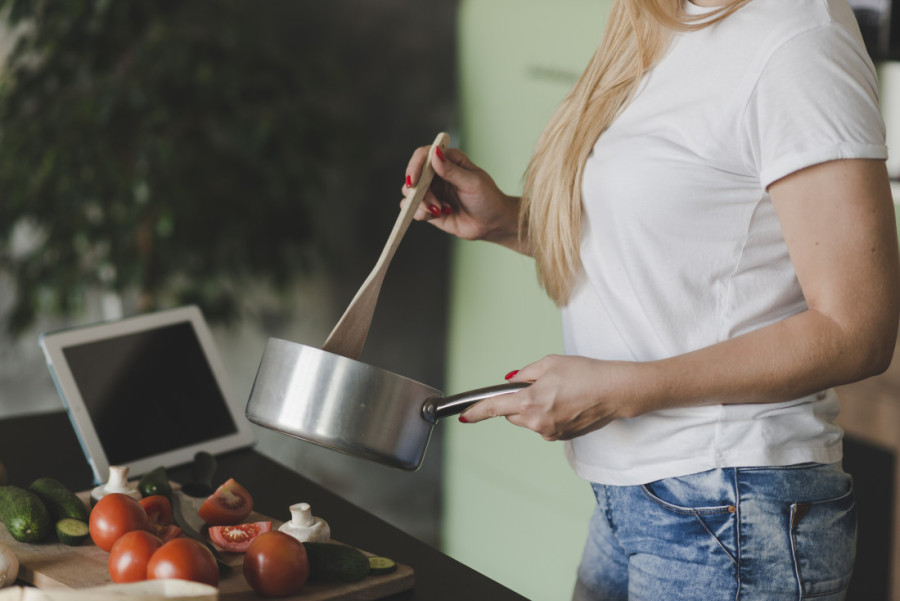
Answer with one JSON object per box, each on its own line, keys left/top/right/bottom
{"left": 197, "top": 478, "right": 253, "bottom": 526}
{"left": 152, "top": 523, "right": 182, "bottom": 542}
{"left": 209, "top": 521, "right": 272, "bottom": 552}
{"left": 139, "top": 495, "right": 172, "bottom": 527}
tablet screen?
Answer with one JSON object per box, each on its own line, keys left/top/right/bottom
{"left": 62, "top": 321, "right": 238, "bottom": 466}
{"left": 40, "top": 306, "right": 255, "bottom": 484}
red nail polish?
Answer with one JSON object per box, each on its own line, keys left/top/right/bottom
{"left": 429, "top": 205, "right": 441, "bottom": 217}
{"left": 405, "top": 175, "right": 412, "bottom": 188}
{"left": 459, "top": 414, "right": 469, "bottom": 423}
{"left": 505, "top": 370, "right": 519, "bottom": 380}
{"left": 441, "top": 205, "right": 452, "bottom": 215}
{"left": 435, "top": 146, "right": 446, "bottom": 161}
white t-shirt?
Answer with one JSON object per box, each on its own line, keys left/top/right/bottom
{"left": 563, "top": 0, "right": 888, "bottom": 486}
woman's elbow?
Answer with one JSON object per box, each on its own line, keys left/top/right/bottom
{"left": 858, "top": 311, "right": 899, "bottom": 378}
{"left": 866, "top": 336, "right": 896, "bottom": 377}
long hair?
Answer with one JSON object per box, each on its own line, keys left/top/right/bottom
{"left": 521, "top": 0, "right": 751, "bottom": 306}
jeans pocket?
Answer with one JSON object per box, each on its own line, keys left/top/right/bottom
{"left": 790, "top": 483, "right": 856, "bottom": 598}
{"left": 640, "top": 472, "right": 738, "bottom": 566}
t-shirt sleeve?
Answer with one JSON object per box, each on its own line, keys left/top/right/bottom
{"left": 742, "top": 21, "right": 887, "bottom": 189}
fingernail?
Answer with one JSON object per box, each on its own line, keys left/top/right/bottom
{"left": 458, "top": 414, "right": 469, "bottom": 423}
{"left": 441, "top": 205, "right": 452, "bottom": 215}
{"left": 405, "top": 175, "right": 412, "bottom": 188}
{"left": 429, "top": 205, "right": 442, "bottom": 217}
{"left": 505, "top": 370, "right": 519, "bottom": 380}
{"left": 435, "top": 146, "right": 446, "bottom": 161}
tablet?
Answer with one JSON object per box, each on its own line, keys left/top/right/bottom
{"left": 39, "top": 305, "right": 255, "bottom": 485}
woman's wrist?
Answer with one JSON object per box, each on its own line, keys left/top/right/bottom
{"left": 613, "top": 359, "right": 675, "bottom": 420}
{"left": 482, "top": 195, "right": 531, "bottom": 254}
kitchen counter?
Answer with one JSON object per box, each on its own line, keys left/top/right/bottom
{"left": 0, "top": 410, "right": 527, "bottom": 601}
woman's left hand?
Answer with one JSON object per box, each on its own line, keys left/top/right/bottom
{"left": 458, "top": 355, "right": 646, "bottom": 441}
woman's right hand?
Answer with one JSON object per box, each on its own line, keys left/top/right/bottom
{"left": 402, "top": 144, "right": 527, "bottom": 253}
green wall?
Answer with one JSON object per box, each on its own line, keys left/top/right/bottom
{"left": 443, "top": 2, "right": 613, "bottom": 599}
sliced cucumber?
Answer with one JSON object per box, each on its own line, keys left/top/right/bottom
{"left": 55, "top": 518, "right": 89, "bottom": 546}
{"left": 368, "top": 555, "right": 397, "bottom": 575}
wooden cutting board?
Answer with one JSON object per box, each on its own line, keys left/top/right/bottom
{"left": 0, "top": 491, "right": 413, "bottom": 601}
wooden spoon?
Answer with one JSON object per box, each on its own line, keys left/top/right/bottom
{"left": 322, "top": 132, "right": 450, "bottom": 360}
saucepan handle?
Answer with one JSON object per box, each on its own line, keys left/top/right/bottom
{"left": 421, "top": 382, "right": 530, "bottom": 423}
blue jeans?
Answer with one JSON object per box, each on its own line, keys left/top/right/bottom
{"left": 572, "top": 463, "right": 856, "bottom": 601}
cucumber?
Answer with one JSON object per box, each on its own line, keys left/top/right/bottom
{"left": 303, "top": 542, "right": 370, "bottom": 583}
{"left": 368, "top": 555, "right": 397, "bottom": 575}
{"left": 55, "top": 518, "right": 89, "bottom": 546}
{"left": 0, "top": 486, "right": 52, "bottom": 543}
{"left": 28, "top": 478, "right": 89, "bottom": 523}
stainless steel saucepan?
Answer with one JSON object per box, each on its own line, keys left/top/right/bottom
{"left": 245, "top": 337, "right": 526, "bottom": 470}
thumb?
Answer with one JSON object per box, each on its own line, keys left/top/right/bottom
{"left": 506, "top": 357, "right": 549, "bottom": 383}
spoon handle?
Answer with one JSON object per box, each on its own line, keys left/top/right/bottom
{"left": 322, "top": 132, "right": 450, "bottom": 360}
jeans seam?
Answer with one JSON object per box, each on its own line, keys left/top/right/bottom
{"left": 790, "top": 515, "right": 803, "bottom": 599}
{"left": 603, "top": 485, "right": 619, "bottom": 541}
{"left": 732, "top": 468, "right": 742, "bottom": 601}
{"left": 737, "top": 462, "right": 823, "bottom": 473}
{"left": 788, "top": 492, "right": 855, "bottom": 599}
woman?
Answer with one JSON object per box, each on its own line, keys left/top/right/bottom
{"left": 403, "top": 0, "right": 900, "bottom": 599}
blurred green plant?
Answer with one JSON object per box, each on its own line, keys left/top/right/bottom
{"left": 0, "top": 0, "right": 354, "bottom": 335}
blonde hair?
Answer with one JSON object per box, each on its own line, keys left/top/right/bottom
{"left": 522, "top": 0, "right": 751, "bottom": 306}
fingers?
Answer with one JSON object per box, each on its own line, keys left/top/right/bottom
{"left": 456, "top": 356, "right": 577, "bottom": 440}
{"left": 458, "top": 388, "right": 572, "bottom": 442}
{"left": 506, "top": 355, "right": 554, "bottom": 383}
{"left": 399, "top": 187, "right": 448, "bottom": 221}
{"left": 456, "top": 364, "right": 529, "bottom": 423}
{"left": 458, "top": 387, "right": 528, "bottom": 425}
{"left": 400, "top": 144, "right": 454, "bottom": 221}
{"left": 400, "top": 190, "right": 441, "bottom": 221}
{"left": 404, "top": 145, "right": 430, "bottom": 186}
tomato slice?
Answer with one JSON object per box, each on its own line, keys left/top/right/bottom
{"left": 197, "top": 478, "right": 253, "bottom": 526}
{"left": 140, "top": 495, "right": 172, "bottom": 527}
{"left": 209, "top": 521, "right": 272, "bottom": 552}
{"left": 152, "top": 523, "right": 182, "bottom": 542}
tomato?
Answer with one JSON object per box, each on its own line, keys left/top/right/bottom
{"left": 139, "top": 495, "right": 172, "bottom": 527}
{"left": 108, "top": 530, "right": 163, "bottom": 583}
{"left": 89, "top": 493, "right": 150, "bottom": 552}
{"left": 146, "top": 537, "right": 219, "bottom": 586}
{"left": 243, "top": 531, "right": 309, "bottom": 597}
{"left": 198, "top": 478, "right": 253, "bottom": 526}
{"left": 209, "top": 521, "right": 272, "bottom": 553}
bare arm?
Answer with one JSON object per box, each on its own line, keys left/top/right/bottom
{"left": 639, "top": 158, "right": 900, "bottom": 408}
{"left": 461, "top": 159, "right": 900, "bottom": 440}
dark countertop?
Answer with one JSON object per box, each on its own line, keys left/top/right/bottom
{"left": 0, "top": 410, "right": 527, "bottom": 601}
